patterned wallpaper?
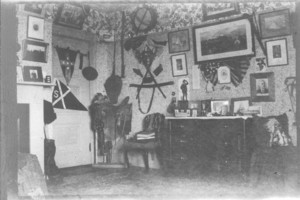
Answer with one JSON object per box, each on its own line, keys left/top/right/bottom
{"left": 23, "top": 1, "right": 295, "bottom": 42}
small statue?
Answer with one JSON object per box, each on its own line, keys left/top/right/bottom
{"left": 180, "top": 79, "right": 189, "bottom": 101}
{"left": 167, "top": 92, "right": 176, "bottom": 115}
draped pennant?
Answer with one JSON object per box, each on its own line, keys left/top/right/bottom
{"left": 55, "top": 47, "right": 78, "bottom": 85}
{"left": 52, "top": 80, "right": 87, "bottom": 111}
{"left": 200, "top": 57, "right": 251, "bottom": 87}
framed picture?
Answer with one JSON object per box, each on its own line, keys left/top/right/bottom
{"left": 259, "top": 9, "right": 291, "bottom": 39}
{"left": 23, "top": 66, "right": 43, "bottom": 82}
{"left": 27, "top": 16, "right": 44, "bottom": 40}
{"left": 17, "top": 66, "right": 24, "bottom": 82}
{"left": 248, "top": 105, "right": 262, "bottom": 116}
{"left": 193, "top": 17, "right": 254, "bottom": 64}
{"left": 168, "top": 29, "right": 190, "bottom": 53}
{"left": 265, "top": 39, "right": 288, "bottom": 67}
{"left": 200, "top": 99, "right": 211, "bottom": 116}
{"left": 23, "top": 40, "right": 48, "bottom": 63}
{"left": 231, "top": 97, "right": 251, "bottom": 115}
{"left": 55, "top": 3, "right": 86, "bottom": 29}
{"left": 250, "top": 72, "right": 275, "bottom": 102}
{"left": 217, "top": 66, "right": 231, "bottom": 84}
{"left": 24, "top": 4, "right": 43, "bottom": 15}
{"left": 202, "top": 3, "right": 240, "bottom": 21}
{"left": 171, "top": 54, "right": 188, "bottom": 77}
{"left": 211, "top": 99, "right": 230, "bottom": 116}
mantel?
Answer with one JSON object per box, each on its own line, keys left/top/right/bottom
{"left": 165, "top": 116, "right": 252, "bottom": 120}
{"left": 17, "top": 81, "right": 55, "bottom": 87}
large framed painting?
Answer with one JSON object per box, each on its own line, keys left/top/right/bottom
{"left": 55, "top": 3, "right": 86, "bottom": 29}
{"left": 250, "top": 72, "right": 275, "bottom": 102}
{"left": 193, "top": 17, "right": 254, "bottom": 64}
{"left": 202, "top": 3, "right": 240, "bottom": 21}
{"left": 259, "top": 9, "right": 291, "bottom": 39}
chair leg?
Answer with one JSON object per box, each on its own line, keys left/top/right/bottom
{"left": 156, "top": 146, "right": 164, "bottom": 170}
{"left": 142, "top": 151, "right": 149, "bottom": 171}
{"left": 124, "top": 150, "right": 130, "bottom": 168}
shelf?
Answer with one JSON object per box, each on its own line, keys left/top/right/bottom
{"left": 17, "top": 81, "right": 56, "bottom": 87}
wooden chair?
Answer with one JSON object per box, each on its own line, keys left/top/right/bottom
{"left": 122, "top": 113, "right": 165, "bottom": 171}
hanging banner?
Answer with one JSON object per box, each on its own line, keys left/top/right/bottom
{"left": 52, "top": 80, "right": 87, "bottom": 111}
{"left": 55, "top": 47, "right": 78, "bottom": 85}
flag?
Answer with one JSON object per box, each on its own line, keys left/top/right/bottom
{"left": 55, "top": 47, "right": 78, "bottom": 85}
{"left": 52, "top": 80, "right": 87, "bottom": 111}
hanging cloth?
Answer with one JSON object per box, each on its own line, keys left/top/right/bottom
{"left": 55, "top": 46, "right": 78, "bottom": 85}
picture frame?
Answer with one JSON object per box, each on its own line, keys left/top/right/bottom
{"left": 23, "top": 66, "right": 43, "bottom": 82}
{"left": 265, "top": 38, "right": 288, "bottom": 67}
{"left": 200, "top": 99, "right": 211, "bottom": 116}
{"left": 202, "top": 2, "right": 240, "bottom": 21}
{"left": 171, "top": 53, "right": 188, "bottom": 77}
{"left": 27, "top": 15, "right": 44, "bottom": 40}
{"left": 24, "top": 4, "right": 43, "bottom": 15}
{"left": 250, "top": 72, "right": 275, "bottom": 102}
{"left": 193, "top": 17, "right": 254, "bottom": 64}
{"left": 211, "top": 99, "right": 230, "bottom": 116}
{"left": 248, "top": 105, "right": 263, "bottom": 116}
{"left": 168, "top": 29, "right": 190, "bottom": 53}
{"left": 55, "top": 3, "right": 86, "bottom": 29}
{"left": 217, "top": 66, "right": 231, "bottom": 84}
{"left": 23, "top": 39, "right": 48, "bottom": 63}
{"left": 259, "top": 9, "right": 291, "bottom": 39}
{"left": 231, "top": 97, "right": 251, "bottom": 115}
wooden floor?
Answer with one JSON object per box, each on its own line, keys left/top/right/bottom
{"left": 44, "top": 165, "right": 299, "bottom": 200}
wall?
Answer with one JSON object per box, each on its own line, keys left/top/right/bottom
{"left": 16, "top": 5, "right": 53, "bottom": 172}
{"left": 101, "top": 6, "right": 296, "bottom": 167}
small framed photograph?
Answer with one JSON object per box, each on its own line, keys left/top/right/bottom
{"left": 17, "top": 66, "right": 24, "bottom": 82}
{"left": 266, "top": 38, "right": 288, "bottom": 67}
{"left": 24, "top": 4, "right": 43, "bottom": 15}
{"left": 231, "top": 97, "right": 251, "bottom": 115}
{"left": 27, "top": 16, "right": 44, "bottom": 40}
{"left": 171, "top": 54, "right": 188, "bottom": 77}
{"left": 55, "top": 3, "right": 86, "bottom": 29}
{"left": 23, "top": 66, "right": 43, "bottom": 82}
{"left": 202, "top": 3, "right": 240, "bottom": 21}
{"left": 192, "top": 17, "right": 254, "bottom": 63}
{"left": 23, "top": 39, "right": 48, "bottom": 63}
{"left": 248, "top": 105, "right": 262, "bottom": 116}
{"left": 259, "top": 9, "right": 291, "bottom": 39}
{"left": 217, "top": 66, "right": 231, "bottom": 84}
{"left": 200, "top": 99, "right": 211, "bottom": 116}
{"left": 250, "top": 72, "right": 275, "bottom": 102}
{"left": 168, "top": 29, "right": 190, "bottom": 53}
{"left": 211, "top": 99, "right": 230, "bottom": 116}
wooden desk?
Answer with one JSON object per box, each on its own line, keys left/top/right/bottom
{"left": 165, "top": 116, "right": 253, "bottom": 175}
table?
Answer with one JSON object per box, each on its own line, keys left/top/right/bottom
{"left": 165, "top": 116, "right": 254, "bottom": 175}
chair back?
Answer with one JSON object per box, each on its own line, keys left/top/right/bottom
{"left": 143, "top": 113, "right": 165, "bottom": 133}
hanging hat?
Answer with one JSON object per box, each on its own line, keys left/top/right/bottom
{"left": 82, "top": 51, "right": 98, "bottom": 81}
{"left": 82, "top": 66, "right": 98, "bottom": 80}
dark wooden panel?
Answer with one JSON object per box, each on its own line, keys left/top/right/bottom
{"left": 17, "top": 104, "right": 30, "bottom": 153}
